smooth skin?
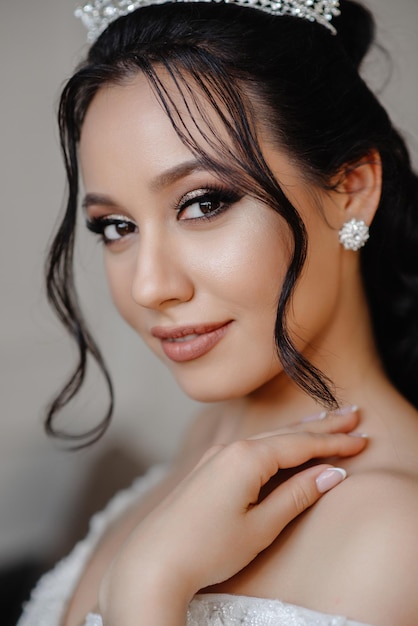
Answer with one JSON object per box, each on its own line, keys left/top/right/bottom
{"left": 65, "top": 73, "right": 418, "bottom": 626}
{"left": 64, "top": 412, "right": 366, "bottom": 626}
{"left": 100, "top": 427, "right": 365, "bottom": 626}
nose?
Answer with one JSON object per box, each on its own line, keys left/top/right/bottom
{"left": 130, "top": 231, "right": 194, "bottom": 310}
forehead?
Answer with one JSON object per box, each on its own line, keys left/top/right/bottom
{"left": 79, "top": 69, "right": 238, "bottom": 167}
{"left": 80, "top": 74, "right": 193, "bottom": 175}
{"left": 79, "top": 70, "right": 308, "bottom": 203}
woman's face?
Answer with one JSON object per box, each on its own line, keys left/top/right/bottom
{"left": 79, "top": 74, "right": 343, "bottom": 402}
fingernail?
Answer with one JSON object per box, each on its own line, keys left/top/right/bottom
{"left": 349, "top": 432, "right": 369, "bottom": 438}
{"left": 333, "top": 404, "right": 358, "bottom": 416}
{"left": 316, "top": 467, "right": 347, "bottom": 493}
{"left": 300, "top": 410, "right": 328, "bottom": 423}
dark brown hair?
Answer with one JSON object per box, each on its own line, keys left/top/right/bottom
{"left": 47, "top": 1, "right": 418, "bottom": 444}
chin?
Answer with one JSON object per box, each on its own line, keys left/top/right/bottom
{"left": 174, "top": 378, "right": 234, "bottom": 403}
{"left": 171, "top": 367, "right": 283, "bottom": 403}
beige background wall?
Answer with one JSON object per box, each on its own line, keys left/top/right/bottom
{"left": 1, "top": 0, "right": 417, "bottom": 567}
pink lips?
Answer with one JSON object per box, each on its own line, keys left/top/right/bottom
{"left": 151, "top": 321, "right": 231, "bottom": 363}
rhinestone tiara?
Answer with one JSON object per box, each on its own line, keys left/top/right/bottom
{"left": 75, "top": 0, "right": 341, "bottom": 42}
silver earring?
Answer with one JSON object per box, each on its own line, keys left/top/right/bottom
{"left": 338, "top": 218, "right": 370, "bottom": 251}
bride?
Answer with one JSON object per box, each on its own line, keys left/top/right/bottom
{"left": 18, "top": 1, "right": 418, "bottom": 624}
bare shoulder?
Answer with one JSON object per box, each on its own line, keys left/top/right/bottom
{"left": 308, "top": 469, "right": 418, "bottom": 625}
{"left": 336, "top": 466, "right": 418, "bottom": 513}
{"left": 337, "top": 469, "right": 418, "bottom": 558}
{"left": 335, "top": 467, "right": 418, "bottom": 541}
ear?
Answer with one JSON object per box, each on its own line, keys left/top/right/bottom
{"left": 335, "top": 150, "right": 382, "bottom": 227}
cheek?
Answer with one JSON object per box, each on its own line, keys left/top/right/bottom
{"left": 288, "top": 218, "right": 342, "bottom": 345}
{"left": 185, "top": 209, "right": 290, "bottom": 312}
{"left": 103, "top": 253, "right": 143, "bottom": 328}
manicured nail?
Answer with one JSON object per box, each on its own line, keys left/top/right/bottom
{"left": 333, "top": 404, "right": 358, "bottom": 416}
{"left": 316, "top": 467, "right": 347, "bottom": 493}
{"left": 300, "top": 410, "right": 328, "bottom": 423}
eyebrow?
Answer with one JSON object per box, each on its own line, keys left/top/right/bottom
{"left": 82, "top": 193, "right": 118, "bottom": 210}
{"left": 149, "top": 159, "right": 203, "bottom": 191}
{"left": 82, "top": 159, "right": 204, "bottom": 210}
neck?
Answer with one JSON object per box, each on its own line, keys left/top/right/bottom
{"left": 229, "top": 275, "right": 393, "bottom": 439}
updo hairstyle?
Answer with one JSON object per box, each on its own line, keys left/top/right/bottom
{"left": 47, "top": 1, "right": 418, "bottom": 444}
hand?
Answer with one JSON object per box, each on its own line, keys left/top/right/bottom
{"left": 100, "top": 410, "right": 367, "bottom": 626}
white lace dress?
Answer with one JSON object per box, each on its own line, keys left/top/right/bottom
{"left": 17, "top": 464, "right": 373, "bottom": 626}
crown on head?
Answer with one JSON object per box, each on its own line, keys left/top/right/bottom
{"left": 75, "top": 0, "right": 341, "bottom": 42}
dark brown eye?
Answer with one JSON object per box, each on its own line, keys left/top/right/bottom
{"left": 180, "top": 197, "right": 222, "bottom": 219}
{"left": 86, "top": 216, "right": 138, "bottom": 245}
{"left": 177, "top": 188, "right": 242, "bottom": 221}
{"left": 103, "top": 221, "right": 136, "bottom": 241}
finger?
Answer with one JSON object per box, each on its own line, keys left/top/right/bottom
{"left": 210, "top": 431, "right": 366, "bottom": 507}
{"left": 297, "top": 408, "right": 361, "bottom": 434}
{"left": 264, "top": 431, "right": 368, "bottom": 468}
{"left": 247, "top": 407, "right": 360, "bottom": 440}
{"left": 249, "top": 463, "right": 347, "bottom": 546}
{"left": 300, "top": 404, "right": 358, "bottom": 423}
{"left": 233, "top": 431, "right": 367, "bottom": 491}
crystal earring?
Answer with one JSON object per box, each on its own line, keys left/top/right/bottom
{"left": 338, "top": 218, "right": 370, "bottom": 251}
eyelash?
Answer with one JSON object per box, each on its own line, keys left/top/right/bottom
{"left": 175, "top": 185, "right": 242, "bottom": 222}
{"left": 86, "top": 215, "right": 137, "bottom": 246}
{"left": 85, "top": 185, "right": 242, "bottom": 245}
